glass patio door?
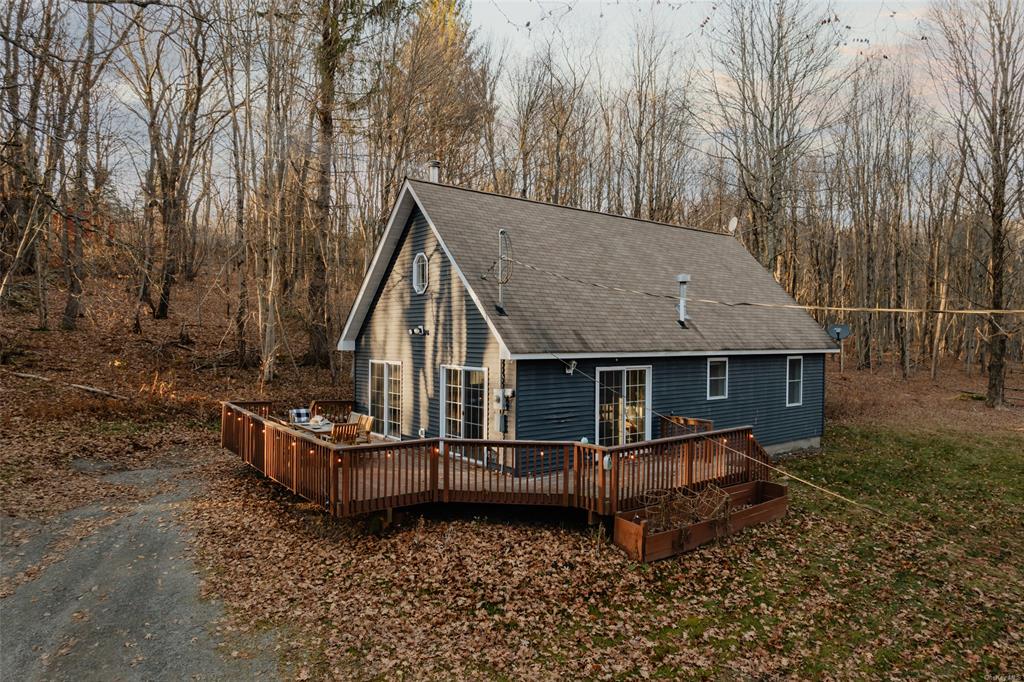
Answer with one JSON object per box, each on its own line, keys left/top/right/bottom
{"left": 442, "top": 366, "right": 486, "bottom": 440}
{"left": 597, "top": 367, "right": 649, "bottom": 446}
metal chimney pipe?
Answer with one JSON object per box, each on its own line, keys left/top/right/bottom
{"left": 428, "top": 160, "right": 440, "bottom": 183}
{"left": 676, "top": 274, "right": 691, "bottom": 326}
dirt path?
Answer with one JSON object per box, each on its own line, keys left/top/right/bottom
{"left": 1, "top": 465, "right": 282, "bottom": 681}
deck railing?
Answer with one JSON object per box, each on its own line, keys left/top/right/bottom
{"left": 220, "top": 401, "right": 771, "bottom": 518}
{"left": 659, "top": 414, "right": 715, "bottom": 438}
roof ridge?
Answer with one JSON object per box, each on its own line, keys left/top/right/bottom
{"left": 405, "top": 177, "right": 729, "bottom": 237}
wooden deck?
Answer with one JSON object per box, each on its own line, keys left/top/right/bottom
{"left": 220, "top": 402, "right": 771, "bottom": 518}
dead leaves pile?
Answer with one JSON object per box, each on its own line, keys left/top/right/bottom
{"left": 185, "top": 456, "right": 1023, "bottom": 680}
{"left": 0, "top": 411, "right": 202, "bottom": 519}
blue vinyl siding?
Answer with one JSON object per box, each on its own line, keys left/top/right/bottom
{"left": 515, "top": 354, "right": 825, "bottom": 447}
{"left": 354, "top": 208, "right": 502, "bottom": 439}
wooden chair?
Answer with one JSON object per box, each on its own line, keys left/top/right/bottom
{"left": 357, "top": 414, "right": 374, "bottom": 441}
{"left": 331, "top": 413, "right": 374, "bottom": 445}
{"left": 331, "top": 421, "right": 361, "bottom": 445}
{"left": 310, "top": 399, "right": 354, "bottom": 421}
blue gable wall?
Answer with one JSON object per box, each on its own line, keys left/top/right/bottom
{"left": 515, "top": 354, "right": 825, "bottom": 447}
{"left": 354, "top": 207, "right": 503, "bottom": 439}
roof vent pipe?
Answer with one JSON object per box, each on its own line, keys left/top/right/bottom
{"left": 677, "top": 274, "right": 691, "bottom": 327}
{"left": 428, "top": 160, "right": 440, "bottom": 183}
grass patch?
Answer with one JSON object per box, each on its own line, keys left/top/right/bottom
{"left": 639, "top": 424, "right": 1024, "bottom": 677}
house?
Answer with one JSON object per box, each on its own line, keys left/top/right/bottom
{"left": 337, "top": 178, "right": 837, "bottom": 460}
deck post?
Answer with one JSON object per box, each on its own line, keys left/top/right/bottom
{"left": 610, "top": 452, "right": 618, "bottom": 515}
{"left": 744, "top": 430, "right": 753, "bottom": 482}
{"left": 562, "top": 444, "right": 570, "bottom": 507}
{"left": 442, "top": 440, "right": 450, "bottom": 503}
{"left": 686, "top": 441, "right": 693, "bottom": 487}
{"left": 430, "top": 442, "right": 439, "bottom": 502}
{"left": 291, "top": 436, "right": 297, "bottom": 492}
{"left": 573, "top": 445, "right": 581, "bottom": 508}
{"left": 329, "top": 447, "right": 339, "bottom": 516}
{"left": 220, "top": 403, "right": 228, "bottom": 450}
{"left": 598, "top": 453, "right": 606, "bottom": 516}
{"left": 341, "top": 450, "right": 351, "bottom": 516}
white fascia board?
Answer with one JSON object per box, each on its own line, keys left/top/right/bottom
{"left": 405, "top": 184, "right": 513, "bottom": 360}
{"left": 337, "top": 183, "right": 416, "bottom": 350}
{"left": 511, "top": 348, "right": 840, "bottom": 360}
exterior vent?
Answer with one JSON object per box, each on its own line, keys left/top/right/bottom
{"left": 428, "top": 160, "right": 440, "bottom": 183}
{"left": 677, "top": 273, "right": 691, "bottom": 327}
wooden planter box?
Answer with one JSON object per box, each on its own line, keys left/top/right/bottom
{"left": 613, "top": 481, "right": 788, "bottom": 562}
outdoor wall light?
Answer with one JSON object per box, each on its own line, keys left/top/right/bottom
{"left": 407, "top": 325, "right": 428, "bottom": 336}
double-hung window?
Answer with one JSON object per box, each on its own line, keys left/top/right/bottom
{"left": 707, "top": 358, "right": 728, "bottom": 400}
{"left": 786, "top": 356, "right": 803, "bottom": 407}
{"left": 442, "top": 366, "right": 486, "bottom": 439}
{"left": 596, "top": 366, "right": 651, "bottom": 446}
{"left": 369, "top": 361, "right": 402, "bottom": 437}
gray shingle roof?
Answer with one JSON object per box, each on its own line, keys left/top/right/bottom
{"left": 405, "top": 179, "right": 835, "bottom": 356}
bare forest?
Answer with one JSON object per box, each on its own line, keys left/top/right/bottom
{"left": 2, "top": 0, "right": 1022, "bottom": 404}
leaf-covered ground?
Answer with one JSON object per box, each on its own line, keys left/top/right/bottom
{"left": 183, "top": 425, "right": 1024, "bottom": 679}
{"left": 2, "top": 277, "right": 1022, "bottom": 679}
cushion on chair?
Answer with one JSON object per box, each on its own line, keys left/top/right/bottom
{"left": 289, "top": 408, "right": 310, "bottom": 424}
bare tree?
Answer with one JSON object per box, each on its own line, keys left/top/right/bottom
{"left": 704, "top": 0, "right": 846, "bottom": 271}
{"left": 933, "top": 0, "right": 1024, "bottom": 406}
{"left": 117, "top": 0, "right": 219, "bottom": 320}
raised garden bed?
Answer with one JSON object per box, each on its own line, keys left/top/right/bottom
{"left": 613, "top": 480, "right": 788, "bottom": 562}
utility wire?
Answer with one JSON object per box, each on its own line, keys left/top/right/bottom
{"left": 513, "top": 258, "right": 1024, "bottom": 316}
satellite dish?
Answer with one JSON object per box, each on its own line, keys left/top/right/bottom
{"left": 727, "top": 216, "right": 738, "bottom": 234}
{"left": 828, "top": 323, "right": 851, "bottom": 341}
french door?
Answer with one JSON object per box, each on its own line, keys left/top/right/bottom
{"left": 596, "top": 366, "right": 651, "bottom": 446}
{"left": 441, "top": 365, "right": 486, "bottom": 443}
{"left": 369, "top": 360, "right": 401, "bottom": 438}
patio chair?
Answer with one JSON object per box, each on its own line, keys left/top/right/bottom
{"left": 357, "top": 414, "right": 374, "bottom": 441}
{"left": 332, "top": 413, "right": 374, "bottom": 445}
{"left": 332, "top": 421, "right": 361, "bottom": 445}
{"left": 288, "top": 407, "right": 311, "bottom": 424}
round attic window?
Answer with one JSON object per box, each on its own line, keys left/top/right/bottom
{"left": 412, "top": 252, "right": 428, "bottom": 294}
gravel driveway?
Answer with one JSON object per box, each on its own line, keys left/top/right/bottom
{"left": 1, "top": 466, "right": 281, "bottom": 681}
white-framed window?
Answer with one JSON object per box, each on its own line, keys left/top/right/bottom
{"left": 595, "top": 366, "right": 651, "bottom": 446}
{"left": 369, "top": 360, "right": 402, "bottom": 437}
{"left": 440, "top": 365, "right": 486, "bottom": 439}
{"left": 707, "top": 357, "right": 728, "bottom": 400}
{"left": 786, "top": 355, "right": 803, "bottom": 407}
{"left": 412, "top": 252, "right": 428, "bottom": 294}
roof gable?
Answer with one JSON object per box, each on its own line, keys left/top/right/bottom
{"left": 338, "top": 182, "right": 511, "bottom": 356}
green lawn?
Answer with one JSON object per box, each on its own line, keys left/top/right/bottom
{"left": 665, "top": 424, "right": 1024, "bottom": 678}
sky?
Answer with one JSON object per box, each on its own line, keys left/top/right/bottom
{"left": 467, "top": 0, "right": 933, "bottom": 65}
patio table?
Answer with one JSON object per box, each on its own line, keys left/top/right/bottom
{"left": 291, "top": 420, "right": 334, "bottom": 440}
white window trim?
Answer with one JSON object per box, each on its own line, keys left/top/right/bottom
{"left": 706, "top": 357, "right": 728, "bottom": 400}
{"left": 368, "top": 359, "right": 402, "bottom": 440}
{"left": 439, "top": 364, "right": 488, "bottom": 440}
{"left": 594, "top": 365, "right": 653, "bottom": 446}
{"left": 412, "top": 252, "right": 428, "bottom": 294}
{"left": 786, "top": 355, "right": 803, "bottom": 407}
